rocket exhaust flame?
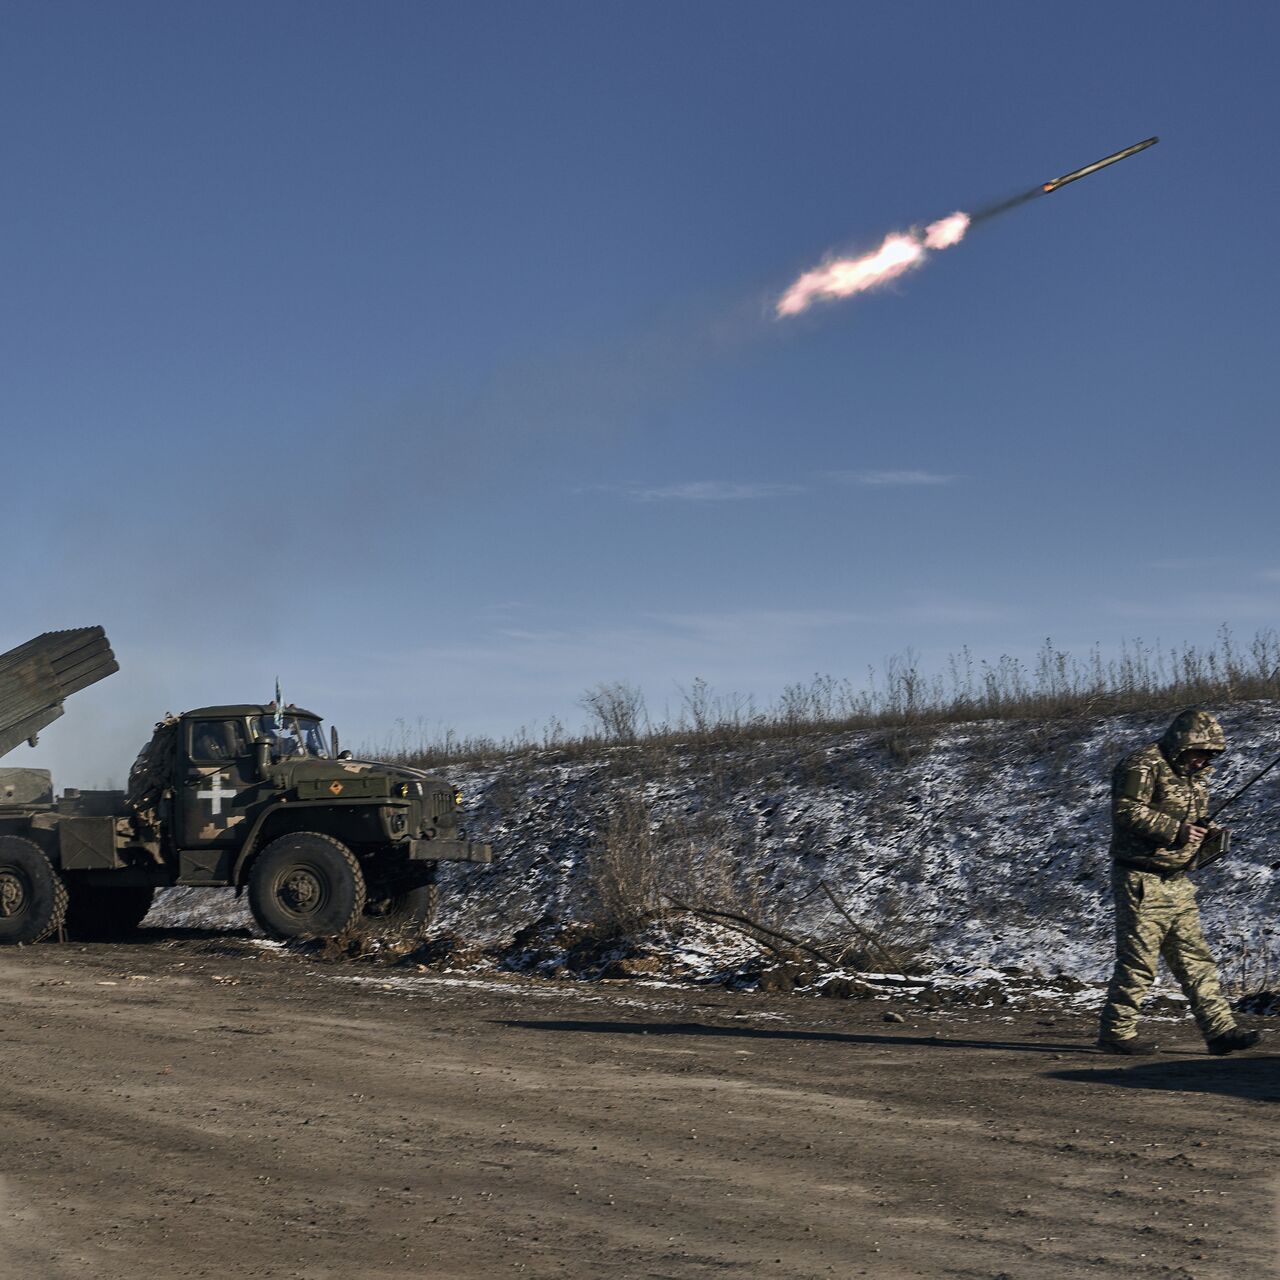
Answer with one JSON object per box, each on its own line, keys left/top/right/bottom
{"left": 922, "top": 212, "right": 969, "bottom": 249}
{"left": 776, "top": 212, "right": 970, "bottom": 318}
{"left": 776, "top": 136, "right": 1157, "bottom": 319}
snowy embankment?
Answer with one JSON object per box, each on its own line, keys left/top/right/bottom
{"left": 155, "top": 702, "right": 1280, "bottom": 985}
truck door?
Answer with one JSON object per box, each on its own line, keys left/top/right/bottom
{"left": 180, "top": 718, "right": 254, "bottom": 848}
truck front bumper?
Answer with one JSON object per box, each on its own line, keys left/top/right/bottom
{"left": 405, "top": 837, "right": 493, "bottom": 864}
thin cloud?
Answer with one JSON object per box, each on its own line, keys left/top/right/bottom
{"left": 899, "top": 599, "right": 1012, "bottom": 625}
{"left": 1148, "top": 557, "right": 1228, "bottom": 572}
{"left": 481, "top": 600, "right": 533, "bottom": 614}
{"left": 828, "top": 469, "right": 959, "bottom": 487}
{"left": 1105, "top": 590, "right": 1280, "bottom": 622}
{"left": 631, "top": 480, "right": 804, "bottom": 502}
{"left": 650, "top": 600, "right": 1009, "bottom": 643}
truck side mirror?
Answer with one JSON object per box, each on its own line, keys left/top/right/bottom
{"left": 255, "top": 740, "right": 272, "bottom": 777}
{"left": 330, "top": 726, "right": 340, "bottom": 758}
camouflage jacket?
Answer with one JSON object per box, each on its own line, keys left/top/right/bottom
{"left": 1110, "top": 709, "right": 1226, "bottom": 873}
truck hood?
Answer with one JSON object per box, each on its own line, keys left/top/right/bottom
{"left": 267, "top": 756, "right": 450, "bottom": 793}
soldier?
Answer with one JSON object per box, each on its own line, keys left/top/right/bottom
{"left": 1098, "top": 708, "right": 1261, "bottom": 1055}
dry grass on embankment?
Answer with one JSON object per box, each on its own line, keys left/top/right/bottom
{"left": 368, "top": 627, "right": 1280, "bottom": 772}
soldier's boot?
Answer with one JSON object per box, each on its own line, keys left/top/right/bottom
{"left": 1097, "top": 1035, "right": 1160, "bottom": 1056}
{"left": 1205, "top": 1028, "right": 1261, "bottom": 1056}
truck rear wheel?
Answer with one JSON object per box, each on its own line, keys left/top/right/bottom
{"left": 248, "top": 832, "right": 366, "bottom": 940}
{"left": 0, "top": 835, "right": 68, "bottom": 945}
{"left": 363, "top": 881, "right": 439, "bottom": 930}
{"left": 65, "top": 884, "right": 155, "bottom": 940}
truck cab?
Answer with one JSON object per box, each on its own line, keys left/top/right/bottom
{"left": 123, "top": 703, "right": 489, "bottom": 937}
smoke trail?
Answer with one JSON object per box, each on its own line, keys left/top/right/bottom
{"left": 969, "top": 186, "right": 1044, "bottom": 225}
{"left": 776, "top": 212, "right": 971, "bottom": 318}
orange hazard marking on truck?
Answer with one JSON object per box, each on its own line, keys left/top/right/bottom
{"left": 329, "top": 781, "right": 344, "bottom": 795}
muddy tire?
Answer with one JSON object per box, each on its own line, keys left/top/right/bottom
{"left": 248, "top": 832, "right": 366, "bottom": 940}
{"left": 0, "top": 835, "right": 68, "bottom": 945}
{"left": 363, "top": 881, "right": 439, "bottom": 930}
{"left": 65, "top": 884, "right": 155, "bottom": 940}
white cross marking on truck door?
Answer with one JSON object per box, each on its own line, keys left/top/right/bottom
{"left": 196, "top": 773, "right": 236, "bottom": 816}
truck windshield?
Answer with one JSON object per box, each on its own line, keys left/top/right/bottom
{"left": 255, "top": 715, "right": 329, "bottom": 759}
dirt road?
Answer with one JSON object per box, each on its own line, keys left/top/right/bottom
{"left": 1, "top": 929, "right": 1274, "bottom": 1279}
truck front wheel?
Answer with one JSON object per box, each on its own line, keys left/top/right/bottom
{"left": 0, "top": 835, "right": 68, "bottom": 945}
{"left": 248, "top": 833, "right": 366, "bottom": 940}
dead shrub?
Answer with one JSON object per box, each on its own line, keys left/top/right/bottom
{"left": 588, "top": 793, "right": 760, "bottom": 938}
{"left": 1222, "top": 928, "right": 1279, "bottom": 999}
{"left": 587, "top": 793, "right": 665, "bottom": 933}
{"left": 580, "top": 681, "right": 648, "bottom": 743}
{"left": 880, "top": 726, "right": 936, "bottom": 767}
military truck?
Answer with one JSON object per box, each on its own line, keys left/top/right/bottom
{"left": 0, "top": 628, "right": 490, "bottom": 945}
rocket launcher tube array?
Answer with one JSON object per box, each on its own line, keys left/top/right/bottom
{"left": 0, "top": 628, "right": 118, "bottom": 759}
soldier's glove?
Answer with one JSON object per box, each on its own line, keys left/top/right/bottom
{"left": 1177, "top": 821, "right": 1209, "bottom": 847}
{"left": 1186, "top": 826, "right": 1231, "bottom": 872}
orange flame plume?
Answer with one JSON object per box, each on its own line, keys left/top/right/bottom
{"left": 776, "top": 212, "right": 970, "bottom": 318}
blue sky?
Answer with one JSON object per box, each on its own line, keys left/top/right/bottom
{"left": 3, "top": 1, "right": 1277, "bottom": 783}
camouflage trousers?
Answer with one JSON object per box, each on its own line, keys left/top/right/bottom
{"left": 1099, "top": 865, "right": 1236, "bottom": 1042}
